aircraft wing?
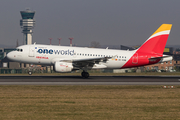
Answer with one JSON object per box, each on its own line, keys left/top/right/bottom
{"left": 72, "top": 57, "right": 111, "bottom": 68}
{"left": 73, "top": 57, "right": 110, "bottom": 63}
{"left": 52, "top": 56, "right": 115, "bottom": 68}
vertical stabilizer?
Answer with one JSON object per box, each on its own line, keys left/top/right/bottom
{"left": 137, "top": 24, "right": 172, "bottom": 54}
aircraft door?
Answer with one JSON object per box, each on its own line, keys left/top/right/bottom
{"left": 29, "top": 47, "right": 35, "bottom": 57}
{"left": 132, "top": 53, "right": 138, "bottom": 64}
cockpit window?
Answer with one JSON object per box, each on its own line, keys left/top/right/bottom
{"left": 16, "top": 49, "right": 23, "bottom": 52}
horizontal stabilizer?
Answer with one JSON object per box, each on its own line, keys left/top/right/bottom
{"left": 149, "top": 55, "right": 172, "bottom": 62}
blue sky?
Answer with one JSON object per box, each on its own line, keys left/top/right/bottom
{"left": 0, "top": 0, "right": 180, "bottom": 47}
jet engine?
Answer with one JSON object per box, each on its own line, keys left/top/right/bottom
{"left": 54, "top": 62, "right": 73, "bottom": 72}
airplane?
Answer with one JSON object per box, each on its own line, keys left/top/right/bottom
{"left": 7, "top": 24, "right": 172, "bottom": 78}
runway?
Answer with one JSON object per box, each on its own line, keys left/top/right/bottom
{"left": 0, "top": 75, "right": 180, "bottom": 85}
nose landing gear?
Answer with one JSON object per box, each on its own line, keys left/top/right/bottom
{"left": 28, "top": 71, "right": 32, "bottom": 75}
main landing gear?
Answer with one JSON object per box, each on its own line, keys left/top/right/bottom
{"left": 81, "top": 71, "right": 89, "bottom": 78}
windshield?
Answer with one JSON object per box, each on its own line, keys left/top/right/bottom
{"left": 16, "top": 48, "right": 23, "bottom": 52}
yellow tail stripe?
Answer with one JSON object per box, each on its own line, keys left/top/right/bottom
{"left": 152, "top": 24, "right": 172, "bottom": 36}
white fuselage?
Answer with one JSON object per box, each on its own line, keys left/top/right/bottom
{"left": 7, "top": 44, "right": 136, "bottom": 69}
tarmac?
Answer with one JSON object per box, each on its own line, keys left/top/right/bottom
{"left": 0, "top": 75, "right": 180, "bottom": 85}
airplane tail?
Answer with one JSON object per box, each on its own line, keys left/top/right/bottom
{"left": 136, "top": 24, "right": 172, "bottom": 55}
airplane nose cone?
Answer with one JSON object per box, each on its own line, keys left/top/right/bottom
{"left": 7, "top": 52, "right": 14, "bottom": 60}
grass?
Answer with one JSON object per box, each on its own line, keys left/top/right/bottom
{"left": 0, "top": 85, "right": 180, "bottom": 119}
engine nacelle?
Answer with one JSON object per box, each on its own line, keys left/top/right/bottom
{"left": 54, "top": 62, "right": 73, "bottom": 72}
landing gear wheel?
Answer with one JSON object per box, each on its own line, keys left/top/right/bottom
{"left": 28, "top": 71, "right": 32, "bottom": 75}
{"left": 81, "top": 71, "right": 89, "bottom": 78}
